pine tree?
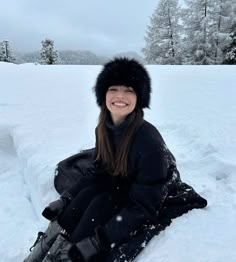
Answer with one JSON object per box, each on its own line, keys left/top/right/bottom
{"left": 222, "top": 20, "right": 236, "bottom": 64}
{"left": 0, "top": 40, "right": 16, "bottom": 63}
{"left": 182, "top": 0, "right": 217, "bottom": 64}
{"left": 0, "top": 42, "right": 4, "bottom": 61}
{"left": 40, "top": 38, "right": 60, "bottom": 65}
{"left": 211, "top": 0, "right": 236, "bottom": 64}
{"left": 143, "top": 0, "right": 181, "bottom": 64}
{"left": 182, "top": 0, "right": 236, "bottom": 64}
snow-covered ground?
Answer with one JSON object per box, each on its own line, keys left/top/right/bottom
{"left": 0, "top": 62, "right": 235, "bottom": 262}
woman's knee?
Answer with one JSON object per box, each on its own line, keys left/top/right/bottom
{"left": 86, "top": 192, "right": 112, "bottom": 213}
{"left": 58, "top": 185, "right": 107, "bottom": 230}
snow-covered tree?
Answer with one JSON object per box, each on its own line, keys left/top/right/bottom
{"left": 211, "top": 0, "right": 236, "bottom": 64}
{"left": 40, "top": 38, "right": 60, "bottom": 65}
{"left": 222, "top": 20, "right": 236, "bottom": 64}
{"left": 143, "top": 0, "right": 182, "bottom": 64}
{"left": 0, "top": 40, "right": 16, "bottom": 63}
{"left": 182, "top": 0, "right": 217, "bottom": 64}
{"left": 182, "top": 0, "right": 236, "bottom": 64}
{"left": 0, "top": 42, "right": 4, "bottom": 61}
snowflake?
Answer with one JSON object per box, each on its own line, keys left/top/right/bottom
{"left": 116, "top": 215, "right": 122, "bottom": 222}
{"left": 141, "top": 241, "right": 147, "bottom": 248}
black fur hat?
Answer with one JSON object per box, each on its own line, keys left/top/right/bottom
{"left": 94, "top": 57, "right": 151, "bottom": 108}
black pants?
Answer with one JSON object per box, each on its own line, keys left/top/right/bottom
{"left": 58, "top": 184, "right": 126, "bottom": 243}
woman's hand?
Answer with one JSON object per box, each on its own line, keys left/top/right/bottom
{"left": 42, "top": 198, "right": 66, "bottom": 220}
{"left": 42, "top": 191, "right": 72, "bottom": 221}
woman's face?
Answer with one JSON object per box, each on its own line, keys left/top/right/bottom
{"left": 106, "top": 85, "right": 137, "bottom": 125}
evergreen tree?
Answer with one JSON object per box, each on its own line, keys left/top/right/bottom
{"left": 40, "top": 38, "right": 59, "bottom": 65}
{"left": 0, "top": 40, "right": 16, "bottom": 63}
{"left": 211, "top": 0, "right": 236, "bottom": 64}
{"left": 143, "top": 0, "right": 181, "bottom": 64}
{"left": 182, "top": 0, "right": 217, "bottom": 64}
{"left": 182, "top": 0, "right": 236, "bottom": 64}
{"left": 222, "top": 20, "right": 236, "bottom": 64}
{"left": 0, "top": 42, "right": 4, "bottom": 61}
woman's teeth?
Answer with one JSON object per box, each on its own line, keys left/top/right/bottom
{"left": 113, "top": 103, "right": 127, "bottom": 106}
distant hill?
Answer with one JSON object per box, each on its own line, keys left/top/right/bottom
{"left": 15, "top": 50, "right": 145, "bottom": 65}
{"left": 59, "top": 50, "right": 107, "bottom": 65}
{"left": 16, "top": 51, "right": 40, "bottom": 64}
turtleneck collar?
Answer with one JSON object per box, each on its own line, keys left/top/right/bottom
{"left": 105, "top": 111, "right": 135, "bottom": 133}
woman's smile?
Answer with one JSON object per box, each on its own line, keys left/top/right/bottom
{"left": 112, "top": 101, "right": 128, "bottom": 108}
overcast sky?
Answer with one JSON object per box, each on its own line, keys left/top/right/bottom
{"left": 1, "top": 0, "right": 161, "bottom": 56}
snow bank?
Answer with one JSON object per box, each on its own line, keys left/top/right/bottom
{"left": 0, "top": 62, "right": 235, "bottom": 261}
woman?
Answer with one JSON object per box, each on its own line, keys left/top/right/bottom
{"left": 24, "top": 57, "right": 192, "bottom": 262}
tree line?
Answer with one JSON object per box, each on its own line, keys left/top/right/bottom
{"left": 1, "top": 0, "right": 236, "bottom": 65}
{"left": 0, "top": 39, "right": 143, "bottom": 65}
{"left": 0, "top": 39, "right": 61, "bottom": 65}
{"left": 143, "top": 0, "right": 236, "bottom": 64}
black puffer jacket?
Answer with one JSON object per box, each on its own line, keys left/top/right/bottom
{"left": 66, "top": 115, "right": 180, "bottom": 247}
{"left": 99, "top": 118, "right": 180, "bottom": 246}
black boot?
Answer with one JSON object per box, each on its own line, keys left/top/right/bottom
{"left": 42, "top": 234, "right": 73, "bottom": 262}
{"left": 23, "top": 219, "right": 62, "bottom": 262}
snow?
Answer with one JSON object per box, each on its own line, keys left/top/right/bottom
{"left": 0, "top": 61, "right": 236, "bottom": 261}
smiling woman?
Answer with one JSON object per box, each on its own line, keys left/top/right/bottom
{"left": 23, "top": 57, "right": 207, "bottom": 262}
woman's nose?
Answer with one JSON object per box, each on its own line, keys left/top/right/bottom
{"left": 115, "top": 91, "right": 125, "bottom": 98}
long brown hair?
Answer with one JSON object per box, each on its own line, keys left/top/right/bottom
{"left": 96, "top": 104, "right": 144, "bottom": 176}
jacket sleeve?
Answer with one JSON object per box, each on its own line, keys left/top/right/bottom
{"left": 99, "top": 148, "right": 169, "bottom": 247}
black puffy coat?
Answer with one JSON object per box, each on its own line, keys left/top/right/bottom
{"left": 65, "top": 115, "right": 180, "bottom": 247}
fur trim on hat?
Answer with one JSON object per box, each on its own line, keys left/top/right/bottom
{"left": 94, "top": 57, "right": 151, "bottom": 108}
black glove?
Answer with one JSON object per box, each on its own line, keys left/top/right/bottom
{"left": 68, "top": 235, "right": 103, "bottom": 262}
{"left": 42, "top": 191, "right": 72, "bottom": 221}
